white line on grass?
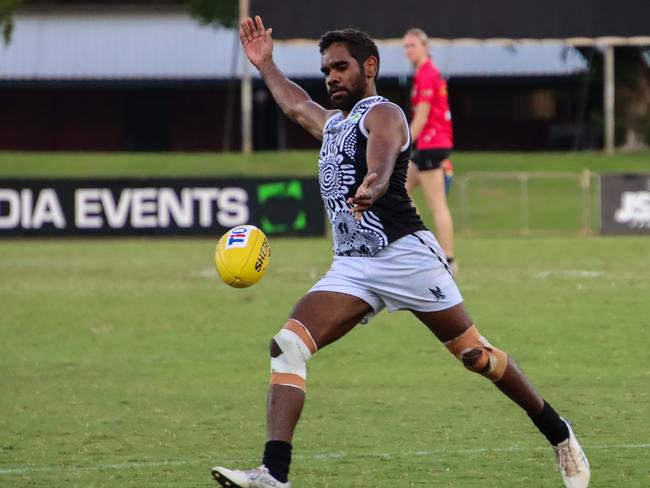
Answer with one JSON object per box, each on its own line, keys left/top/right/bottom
{"left": 534, "top": 270, "right": 606, "bottom": 279}
{"left": 192, "top": 267, "right": 218, "bottom": 279}
{"left": 1, "top": 443, "right": 648, "bottom": 476}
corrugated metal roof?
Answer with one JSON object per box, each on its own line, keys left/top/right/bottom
{"left": 0, "top": 10, "right": 588, "bottom": 80}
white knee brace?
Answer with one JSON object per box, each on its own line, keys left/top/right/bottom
{"left": 270, "top": 319, "right": 318, "bottom": 391}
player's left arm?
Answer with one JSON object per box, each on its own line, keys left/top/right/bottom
{"left": 410, "top": 72, "right": 436, "bottom": 140}
{"left": 347, "top": 104, "right": 408, "bottom": 219}
{"left": 410, "top": 102, "right": 431, "bottom": 141}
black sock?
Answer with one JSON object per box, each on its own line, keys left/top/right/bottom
{"left": 528, "top": 400, "right": 570, "bottom": 446}
{"left": 262, "top": 440, "right": 292, "bottom": 483}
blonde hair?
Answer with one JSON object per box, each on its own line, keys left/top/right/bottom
{"left": 404, "top": 28, "right": 429, "bottom": 47}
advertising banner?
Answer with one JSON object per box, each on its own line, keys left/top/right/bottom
{"left": 0, "top": 178, "right": 325, "bottom": 237}
{"left": 600, "top": 173, "right": 650, "bottom": 235}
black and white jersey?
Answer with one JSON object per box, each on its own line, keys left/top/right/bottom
{"left": 318, "top": 95, "right": 427, "bottom": 256}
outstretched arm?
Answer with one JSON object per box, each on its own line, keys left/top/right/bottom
{"left": 240, "top": 16, "right": 335, "bottom": 140}
{"left": 347, "top": 104, "right": 408, "bottom": 219}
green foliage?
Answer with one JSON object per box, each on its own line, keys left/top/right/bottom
{"left": 189, "top": 0, "right": 238, "bottom": 28}
{"left": 0, "top": 0, "right": 22, "bottom": 44}
{"left": 580, "top": 46, "right": 650, "bottom": 148}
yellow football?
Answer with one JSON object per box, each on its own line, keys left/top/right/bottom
{"left": 214, "top": 225, "right": 271, "bottom": 288}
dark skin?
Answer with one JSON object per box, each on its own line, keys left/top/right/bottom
{"left": 240, "top": 15, "right": 543, "bottom": 444}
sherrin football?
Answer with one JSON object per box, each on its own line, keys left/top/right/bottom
{"left": 215, "top": 225, "right": 271, "bottom": 288}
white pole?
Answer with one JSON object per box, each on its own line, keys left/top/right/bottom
{"left": 604, "top": 44, "right": 615, "bottom": 154}
{"left": 239, "top": 0, "right": 253, "bottom": 155}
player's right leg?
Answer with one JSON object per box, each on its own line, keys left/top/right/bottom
{"left": 412, "top": 304, "right": 590, "bottom": 487}
{"left": 212, "top": 291, "right": 372, "bottom": 488}
{"left": 266, "top": 291, "right": 371, "bottom": 442}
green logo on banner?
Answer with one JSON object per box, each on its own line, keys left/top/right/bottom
{"left": 257, "top": 180, "right": 307, "bottom": 234}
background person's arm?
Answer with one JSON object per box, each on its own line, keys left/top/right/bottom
{"left": 410, "top": 101, "right": 431, "bottom": 141}
{"left": 240, "top": 16, "right": 335, "bottom": 141}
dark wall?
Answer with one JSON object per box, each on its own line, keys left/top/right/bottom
{"left": 0, "top": 76, "right": 600, "bottom": 152}
{"left": 447, "top": 77, "right": 602, "bottom": 150}
{"left": 0, "top": 89, "right": 123, "bottom": 150}
{"left": 292, "top": 76, "right": 600, "bottom": 151}
{"left": 0, "top": 84, "right": 240, "bottom": 152}
{"left": 251, "top": 0, "right": 650, "bottom": 39}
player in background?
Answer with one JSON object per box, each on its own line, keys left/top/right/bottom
{"left": 211, "top": 16, "right": 590, "bottom": 488}
{"left": 403, "top": 28, "right": 457, "bottom": 270}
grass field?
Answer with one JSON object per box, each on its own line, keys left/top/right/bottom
{"left": 1, "top": 151, "right": 649, "bottom": 487}
{"left": 1, "top": 237, "right": 649, "bottom": 487}
{"left": 1, "top": 150, "right": 649, "bottom": 177}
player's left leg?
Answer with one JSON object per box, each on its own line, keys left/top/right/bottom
{"left": 412, "top": 303, "right": 590, "bottom": 487}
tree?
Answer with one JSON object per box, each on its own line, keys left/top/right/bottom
{"left": 189, "top": 0, "right": 238, "bottom": 28}
{"left": 0, "top": 0, "right": 22, "bottom": 44}
{"left": 615, "top": 47, "right": 650, "bottom": 150}
{"left": 578, "top": 46, "right": 650, "bottom": 150}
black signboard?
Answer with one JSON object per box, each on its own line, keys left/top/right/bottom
{"left": 600, "top": 173, "right": 650, "bottom": 235}
{"left": 0, "top": 178, "right": 325, "bottom": 237}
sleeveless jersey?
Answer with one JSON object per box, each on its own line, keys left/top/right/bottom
{"left": 318, "top": 95, "right": 427, "bottom": 257}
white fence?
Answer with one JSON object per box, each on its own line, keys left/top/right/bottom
{"left": 454, "top": 170, "right": 598, "bottom": 236}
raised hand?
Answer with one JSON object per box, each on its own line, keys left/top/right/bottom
{"left": 347, "top": 172, "right": 380, "bottom": 220}
{"left": 240, "top": 15, "right": 273, "bottom": 69}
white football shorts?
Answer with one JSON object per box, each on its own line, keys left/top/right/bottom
{"left": 309, "top": 230, "right": 463, "bottom": 319}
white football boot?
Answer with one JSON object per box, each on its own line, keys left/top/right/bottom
{"left": 553, "top": 420, "right": 590, "bottom": 488}
{"left": 211, "top": 465, "right": 290, "bottom": 488}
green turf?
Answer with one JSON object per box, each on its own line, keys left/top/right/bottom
{"left": 0, "top": 150, "right": 648, "bottom": 177}
{"left": 1, "top": 236, "right": 648, "bottom": 487}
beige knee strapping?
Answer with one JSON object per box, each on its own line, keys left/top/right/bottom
{"left": 444, "top": 325, "right": 508, "bottom": 381}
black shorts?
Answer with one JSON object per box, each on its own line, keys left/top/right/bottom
{"left": 411, "top": 148, "right": 452, "bottom": 171}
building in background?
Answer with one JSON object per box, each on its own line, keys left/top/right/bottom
{"left": 0, "top": 3, "right": 611, "bottom": 152}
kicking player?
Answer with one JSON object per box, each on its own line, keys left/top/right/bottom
{"left": 211, "top": 16, "right": 590, "bottom": 488}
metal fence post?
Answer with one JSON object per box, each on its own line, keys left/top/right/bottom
{"left": 240, "top": 0, "right": 253, "bottom": 155}
{"left": 519, "top": 172, "right": 530, "bottom": 236}
{"left": 458, "top": 174, "right": 470, "bottom": 236}
{"left": 580, "top": 169, "right": 593, "bottom": 235}
{"left": 603, "top": 44, "right": 616, "bottom": 154}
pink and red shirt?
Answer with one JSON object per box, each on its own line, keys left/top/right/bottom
{"left": 410, "top": 58, "right": 453, "bottom": 149}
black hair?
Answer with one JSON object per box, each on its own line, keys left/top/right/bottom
{"left": 318, "top": 28, "right": 380, "bottom": 79}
